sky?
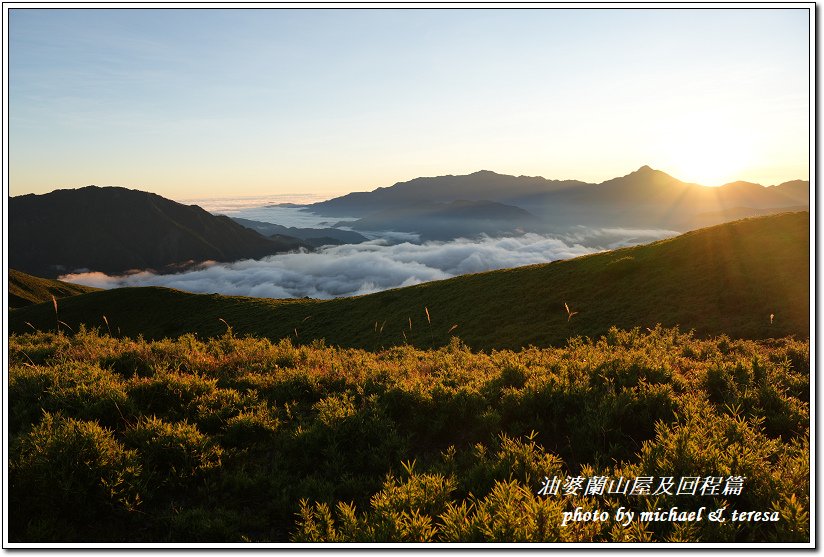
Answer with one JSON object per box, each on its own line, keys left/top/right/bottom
{"left": 8, "top": 7, "right": 811, "bottom": 200}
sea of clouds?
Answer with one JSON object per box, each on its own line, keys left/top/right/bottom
{"left": 178, "top": 193, "right": 358, "bottom": 229}
{"left": 178, "top": 193, "right": 333, "bottom": 213}
{"left": 61, "top": 211, "right": 678, "bottom": 299}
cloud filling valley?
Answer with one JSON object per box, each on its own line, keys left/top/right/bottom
{"left": 60, "top": 227, "right": 677, "bottom": 300}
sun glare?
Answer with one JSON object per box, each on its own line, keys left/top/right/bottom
{"left": 658, "top": 118, "right": 758, "bottom": 187}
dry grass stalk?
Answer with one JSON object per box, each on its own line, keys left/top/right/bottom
{"left": 564, "top": 302, "right": 578, "bottom": 321}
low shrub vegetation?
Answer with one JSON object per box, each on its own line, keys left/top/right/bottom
{"left": 7, "top": 326, "right": 809, "bottom": 542}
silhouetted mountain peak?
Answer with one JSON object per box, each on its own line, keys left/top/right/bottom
{"left": 9, "top": 187, "right": 308, "bottom": 277}
{"left": 719, "top": 180, "right": 763, "bottom": 190}
{"left": 599, "top": 165, "right": 681, "bottom": 190}
{"left": 627, "top": 165, "right": 672, "bottom": 179}
{"left": 18, "top": 184, "right": 172, "bottom": 207}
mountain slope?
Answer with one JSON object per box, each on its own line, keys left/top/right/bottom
{"left": 9, "top": 212, "right": 809, "bottom": 350}
{"left": 9, "top": 269, "right": 101, "bottom": 309}
{"left": 10, "top": 186, "right": 309, "bottom": 278}
{"left": 772, "top": 179, "right": 811, "bottom": 205}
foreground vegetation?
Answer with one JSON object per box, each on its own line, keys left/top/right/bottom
{"left": 9, "top": 212, "right": 810, "bottom": 350}
{"left": 8, "top": 326, "right": 809, "bottom": 543}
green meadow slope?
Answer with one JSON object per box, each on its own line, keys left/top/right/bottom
{"left": 9, "top": 269, "right": 101, "bottom": 309}
{"left": 9, "top": 212, "right": 809, "bottom": 350}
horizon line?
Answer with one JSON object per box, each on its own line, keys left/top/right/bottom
{"left": 8, "top": 164, "right": 811, "bottom": 201}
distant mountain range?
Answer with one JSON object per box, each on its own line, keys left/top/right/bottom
{"left": 339, "top": 200, "right": 540, "bottom": 241}
{"left": 9, "top": 166, "right": 809, "bottom": 277}
{"left": 310, "top": 166, "right": 809, "bottom": 234}
{"left": 230, "top": 217, "right": 369, "bottom": 247}
{"left": 310, "top": 170, "right": 588, "bottom": 217}
{"left": 9, "top": 212, "right": 810, "bottom": 349}
{"left": 9, "top": 186, "right": 310, "bottom": 278}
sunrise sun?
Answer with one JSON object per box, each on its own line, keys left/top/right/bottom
{"left": 659, "top": 117, "right": 759, "bottom": 187}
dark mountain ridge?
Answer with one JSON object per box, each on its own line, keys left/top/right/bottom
{"left": 10, "top": 186, "right": 309, "bottom": 278}
{"left": 310, "top": 170, "right": 588, "bottom": 217}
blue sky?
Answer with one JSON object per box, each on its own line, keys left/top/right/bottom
{"left": 9, "top": 8, "right": 811, "bottom": 199}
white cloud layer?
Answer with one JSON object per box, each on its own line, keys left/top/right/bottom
{"left": 60, "top": 229, "right": 677, "bottom": 300}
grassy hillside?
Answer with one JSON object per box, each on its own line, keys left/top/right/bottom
{"left": 9, "top": 269, "right": 101, "bottom": 309}
{"left": 9, "top": 212, "right": 810, "bottom": 350}
{"left": 7, "top": 327, "right": 810, "bottom": 542}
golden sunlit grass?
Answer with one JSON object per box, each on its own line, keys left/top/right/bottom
{"left": 7, "top": 326, "right": 810, "bottom": 542}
